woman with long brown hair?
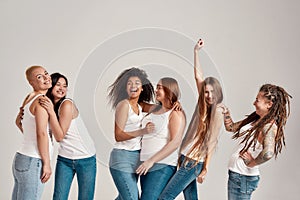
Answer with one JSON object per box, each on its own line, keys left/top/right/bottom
{"left": 223, "top": 84, "right": 291, "bottom": 200}
{"left": 159, "top": 39, "right": 224, "bottom": 200}
{"left": 136, "top": 77, "right": 186, "bottom": 200}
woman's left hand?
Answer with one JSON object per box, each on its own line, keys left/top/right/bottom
{"left": 136, "top": 160, "right": 154, "bottom": 175}
{"left": 173, "top": 101, "right": 182, "bottom": 111}
{"left": 197, "top": 167, "right": 207, "bottom": 184}
{"left": 240, "top": 151, "right": 256, "bottom": 167}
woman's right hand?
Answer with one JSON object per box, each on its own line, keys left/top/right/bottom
{"left": 38, "top": 96, "right": 54, "bottom": 114}
{"left": 40, "top": 163, "right": 52, "bottom": 183}
{"left": 144, "top": 122, "right": 155, "bottom": 134}
{"left": 194, "top": 39, "right": 204, "bottom": 52}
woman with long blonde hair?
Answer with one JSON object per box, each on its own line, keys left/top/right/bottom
{"left": 159, "top": 39, "right": 224, "bottom": 200}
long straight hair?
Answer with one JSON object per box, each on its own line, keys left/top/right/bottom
{"left": 184, "top": 77, "right": 223, "bottom": 165}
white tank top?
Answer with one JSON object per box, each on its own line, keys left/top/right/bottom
{"left": 140, "top": 110, "right": 178, "bottom": 166}
{"left": 18, "top": 94, "right": 53, "bottom": 159}
{"left": 113, "top": 100, "right": 143, "bottom": 151}
{"left": 57, "top": 99, "right": 96, "bottom": 159}
{"left": 228, "top": 124, "right": 263, "bottom": 176}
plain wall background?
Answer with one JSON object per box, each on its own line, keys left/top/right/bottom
{"left": 1, "top": 0, "right": 299, "bottom": 199}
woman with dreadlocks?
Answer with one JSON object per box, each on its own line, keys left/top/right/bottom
{"left": 223, "top": 84, "right": 291, "bottom": 200}
{"left": 159, "top": 39, "right": 224, "bottom": 200}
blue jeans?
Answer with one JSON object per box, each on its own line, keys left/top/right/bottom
{"left": 109, "top": 149, "right": 141, "bottom": 200}
{"left": 140, "top": 163, "right": 176, "bottom": 200}
{"left": 12, "top": 152, "right": 45, "bottom": 200}
{"left": 53, "top": 155, "right": 96, "bottom": 200}
{"left": 228, "top": 170, "right": 260, "bottom": 200}
{"left": 159, "top": 155, "right": 203, "bottom": 200}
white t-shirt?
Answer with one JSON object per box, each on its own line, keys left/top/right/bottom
{"left": 113, "top": 100, "right": 143, "bottom": 151}
{"left": 228, "top": 124, "right": 263, "bottom": 176}
{"left": 57, "top": 99, "right": 96, "bottom": 159}
{"left": 18, "top": 94, "right": 53, "bottom": 159}
{"left": 140, "top": 110, "right": 178, "bottom": 166}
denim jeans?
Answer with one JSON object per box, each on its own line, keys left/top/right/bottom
{"left": 228, "top": 170, "right": 260, "bottom": 200}
{"left": 159, "top": 155, "right": 203, "bottom": 200}
{"left": 53, "top": 155, "right": 96, "bottom": 200}
{"left": 12, "top": 152, "right": 45, "bottom": 200}
{"left": 109, "top": 149, "right": 141, "bottom": 200}
{"left": 140, "top": 163, "right": 176, "bottom": 200}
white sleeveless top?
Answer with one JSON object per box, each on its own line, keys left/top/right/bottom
{"left": 113, "top": 100, "right": 143, "bottom": 151}
{"left": 228, "top": 124, "right": 263, "bottom": 176}
{"left": 18, "top": 94, "right": 53, "bottom": 159}
{"left": 57, "top": 99, "right": 96, "bottom": 159}
{"left": 140, "top": 110, "right": 178, "bottom": 166}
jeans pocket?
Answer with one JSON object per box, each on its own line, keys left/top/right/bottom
{"left": 14, "top": 153, "right": 32, "bottom": 172}
{"left": 246, "top": 176, "right": 260, "bottom": 194}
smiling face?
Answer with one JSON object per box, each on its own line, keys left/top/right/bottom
{"left": 155, "top": 81, "right": 165, "bottom": 103}
{"left": 28, "top": 67, "right": 52, "bottom": 91}
{"left": 253, "top": 91, "right": 273, "bottom": 118}
{"left": 126, "top": 76, "right": 143, "bottom": 99}
{"left": 51, "top": 77, "right": 68, "bottom": 102}
{"left": 204, "top": 84, "right": 215, "bottom": 105}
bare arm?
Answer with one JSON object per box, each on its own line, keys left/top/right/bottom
{"left": 15, "top": 94, "right": 31, "bottom": 133}
{"left": 136, "top": 110, "right": 186, "bottom": 175}
{"left": 223, "top": 106, "right": 243, "bottom": 133}
{"left": 33, "top": 101, "right": 52, "bottom": 183}
{"left": 241, "top": 123, "right": 277, "bottom": 167}
{"left": 115, "top": 100, "right": 154, "bottom": 142}
{"left": 39, "top": 97, "right": 72, "bottom": 142}
{"left": 194, "top": 39, "right": 204, "bottom": 94}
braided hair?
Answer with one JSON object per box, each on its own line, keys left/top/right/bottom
{"left": 233, "top": 84, "right": 292, "bottom": 157}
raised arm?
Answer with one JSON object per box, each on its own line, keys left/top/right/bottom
{"left": 33, "top": 101, "right": 52, "bottom": 183}
{"left": 136, "top": 110, "right": 186, "bottom": 175}
{"left": 115, "top": 100, "right": 154, "bottom": 142}
{"left": 194, "top": 39, "right": 204, "bottom": 94}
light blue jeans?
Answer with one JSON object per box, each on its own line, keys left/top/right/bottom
{"left": 158, "top": 155, "right": 204, "bottom": 200}
{"left": 53, "top": 155, "right": 97, "bottom": 200}
{"left": 228, "top": 170, "right": 260, "bottom": 200}
{"left": 12, "top": 152, "right": 45, "bottom": 200}
{"left": 140, "top": 163, "right": 176, "bottom": 200}
{"left": 109, "top": 148, "right": 141, "bottom": 200}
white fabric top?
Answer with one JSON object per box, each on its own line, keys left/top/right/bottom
{"left": 228, "top": 124, "right": 263, "bottom": 176}
{"left": 58, "top": 99, "right": 96, "bottom": 159}
{"left": 140, "top": 110, "right": 178, "bottom": 166}
{"left": 18, "top": 94, "right": 53, "bottom": 159}
{"left": 113, "top": 100, "right": 143, "bottom": 151}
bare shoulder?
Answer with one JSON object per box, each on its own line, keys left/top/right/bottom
{"left": 170, "top": 109, "right": 186, "bottom": 122}
{"left": 116, "top": 99, "right": 129, "bottom": 111}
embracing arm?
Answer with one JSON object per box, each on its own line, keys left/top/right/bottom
{"left": 39, "top": 97, "right": 73, "bottom": 142}
{"left": 115, "top": 101, "right": 154, "bottom": 142}
{"left": 136, "top": 110, "right": 186, "bottom": 175}
{"left": 34, "top": 102, "right": 52, "bottom": 183}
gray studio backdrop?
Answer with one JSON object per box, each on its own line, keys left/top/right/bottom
{"left": 1, "top": 1, "right": 299, "bottom": 199}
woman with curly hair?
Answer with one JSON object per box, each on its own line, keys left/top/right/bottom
{"left": 108, "top": 67, "right": 156, "bottom": 200}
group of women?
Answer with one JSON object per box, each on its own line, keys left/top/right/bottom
{"left": 12, "top": 39, "right": 291, "bottom": 200}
